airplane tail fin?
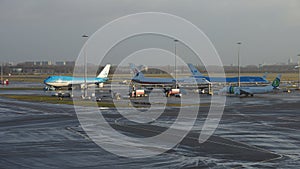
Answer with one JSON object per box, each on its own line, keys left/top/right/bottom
{"left": 187, "top": 63, "right": 203, "bottom": 76}
{"left": 97, "top": 64, "right": 111, "bottom": 78}
{"left": 137, "top": 65, "right": 146, "bottom": 72}
{"left": 135, "top": 72, "right": 144, "bottom": 78}
{"left": 271, "top": 74, "right": 281, "bottom": 88}
{"left": 129, "top": 63, "right": 141, "bottom": 76}
{"left": 132, "top": 71, "right": 145, "bottom": 80}
{"left": 263, "top": 72, "right": 268, "bottom": 79}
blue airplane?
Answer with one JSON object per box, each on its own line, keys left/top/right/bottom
{"left": 187, "top": 63, "right": 268, "bottom": 83}
{"left": 44, "top": 64, "right": 111, "bottom": 90}
{"left": 219, "top": 74, "right": 281, "bottom": 96}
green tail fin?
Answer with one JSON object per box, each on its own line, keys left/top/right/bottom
{"left": 271, "top": 74, "right": 281, "bottom": 88}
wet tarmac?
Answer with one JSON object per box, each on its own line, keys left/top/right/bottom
{"left": 0, "top": 89, "right": 299, "bottom": 168}
{"left": 0, "top": 81, "right": 44, "bottom": 88}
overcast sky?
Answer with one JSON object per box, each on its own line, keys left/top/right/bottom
{"left": 1, "top": 0, "right": 300, "bottom": 66}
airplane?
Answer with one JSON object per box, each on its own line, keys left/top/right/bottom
{"left": 219, "top": 74, "right": 281, "bottom": 96}
{"left": 44, "top": 64, "right": 111, "bottom": 90}
{"left": 129, "top": 63, "right": 211, "bottom": 96}
{"left": 130, "top": 64, "right": 146, "bottom": 76}
{"left": 187, "top": 63, "right": 269, "bottom": 83}
{"left": 132, "top": 71, "right": 176, "bottom": 85}
{"left": 130, "top": 63, "right": 210, "bottom": 86}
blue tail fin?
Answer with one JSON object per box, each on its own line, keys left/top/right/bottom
{"left": 187, "top": 63, "right": 203, "bottom": 76}
{"left": 271, "top": 74, "right": 281, "bottom": 88}
{"left": 129, "top": 63, "right": 140, "bottom": 76}
{"left": 134, "top": 71, "right": 144, "bottom": 79}
{"left": 263, "top": 72, "right": 268, "bottom": 79}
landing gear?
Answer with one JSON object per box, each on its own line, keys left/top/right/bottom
{"left": 44, "top": 86, "right": 56, "bottom": 91}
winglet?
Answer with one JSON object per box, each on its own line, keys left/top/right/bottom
{"left": 187, "top": 63, "right": 203, "bottom": 76}
{"left": 97, "top": 64, "right": 111, "bottom": 78}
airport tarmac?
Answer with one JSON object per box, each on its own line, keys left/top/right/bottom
{"left": 0, "top": 89, "right": 299, "bottom": 168}
{"left": 0, "top": 81, "right": 44, "bottom": 88}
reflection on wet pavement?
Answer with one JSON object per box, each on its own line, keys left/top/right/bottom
{"left": 0, "top": 91, "right": 299, "bottom": 168}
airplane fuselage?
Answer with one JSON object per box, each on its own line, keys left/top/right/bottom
{"left": 131, "top": 76, "right": 209, "bottom": 86}
{"left": 44, "top": 76, "right": 108, "bottom": 88}
{"left": 225, "top": 85, "right": 274, "bottom": 95}
{"left": 187, "top": 63, "right": 268, "bottom": 84}
{"left": 193, "top": 75, "right": 268, "bottom": 83}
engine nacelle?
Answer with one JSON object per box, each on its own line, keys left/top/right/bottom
{"left": 227, "top": 86, "right": 240, "bottom": 95}
{"left": 234, "top": 88, "right": 241, "bottom": 95}
{"left": 98, "top": 83, "right": 104, "bottom": 88}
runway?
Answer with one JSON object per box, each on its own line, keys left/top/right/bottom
{"left": 0, "top": 91, "right": 299, "bottom": 168}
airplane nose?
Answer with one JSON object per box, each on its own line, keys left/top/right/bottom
{"left": 44, "top": 76, "right": 52, "bottom": 83}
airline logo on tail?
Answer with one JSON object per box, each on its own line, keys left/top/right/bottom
{"left": 271, "top": 74, "right": 281, "bottom": 88}
{"left": 134, "top": 71, "right": 144, "bottom": 79}
{"left": 187, "top": 63, "right": 203, "bottom": 76}
{"left": 129, "top": 63, "right": 147, "bottom": 77}
{"left": 97, "top": 64, "right": 111, "bottom": 78}
{"left": 129, "top": 63, "right": 140, "bottom": 76}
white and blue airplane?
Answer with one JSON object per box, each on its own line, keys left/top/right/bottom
{"left": 219, "top": 74, "right": 281, "bottom": 96}
{"left": 129, "top": 63, "right": 210, "bottom": 94}
{"left": 130, "top": 70, "right": 210, "bottom": 97}
{"left": 131, "top": 71, "right": 210, "bottom": 87}
{"left": 187, "top": 63, "right": 269, "bottom": 83}
{"left": 44, "top": 64, "right": 111, "bottom": 90}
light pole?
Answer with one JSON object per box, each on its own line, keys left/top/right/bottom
{"left": 0, "top": 62, "right": 3, "bottom": 85}
{"left": 298, "top": 54, "right": 300, "bottom": 90}
{"left": 237, "top": 42, "right": 242, "bottom": 87}
{"left": 82, "top": 35, "right": 89, "bottom": 98}
{"left": 174, "top": 39, "right": 178, "bottom": 88}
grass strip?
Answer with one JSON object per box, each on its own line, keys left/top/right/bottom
{"left": 0, "top": 94, "right": 211, "bottom": 108}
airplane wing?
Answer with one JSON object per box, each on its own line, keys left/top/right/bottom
{"left": 239, "top": 88, "right": 253, "bottom": 95}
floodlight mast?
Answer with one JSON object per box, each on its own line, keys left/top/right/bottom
{"left": 82, "top": 34, "right": 89, "bottom": 98}
{"left": 237, "top": 42, "right": 242, "bottom": 87}
{"left": 174, "top": 39, "right": 178, "bottom": 89}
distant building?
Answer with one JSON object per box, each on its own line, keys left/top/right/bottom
{"left": 41, "top": 61, "right": 52, "bottom": 66}
{"left": 65, "top": 61, "right": 75, "bottom": 66}
{"left": 12, "top": 68, "right": 23, "bottom": 73}
{"left": 34, "top": 61, "right": 41, "bottom": 66}
{"left": 55, "top": 61, "right": 66, "bottom": 66}
{"left": 32, "top": 61, "right": 52, "bottom": 66}
{"left": 288, "top": 57, "right": 293, "bottom": 65}
{"left": 23, "top": 62, "right": 35, "bottom": 66}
